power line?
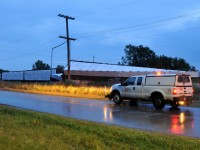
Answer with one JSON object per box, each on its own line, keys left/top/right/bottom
{"left": 0, "top": 38, "right": 58, "bottom": 62}
{"left": 74, "top": 11, "right": 200, "bottom": 38}
{"left": 1, "top": 1, "right": 198, "bottom": 54}
{"left": 0, "top": 1, "right": 141, "bottom": 49}
{"left": 1, "top": 3, "right": 200, "bottom": 65}
{"left": 77, "top": 0, "right": 142, "bottom": 18}
{"left": 0, "top": 37, "right": 59, "bottom": 55}
{"left": 0, "top": 21, "right": 63, "bottom": 49}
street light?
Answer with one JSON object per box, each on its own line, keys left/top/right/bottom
{"left": 51, "top": 41, "right": 66, "bottom": 79}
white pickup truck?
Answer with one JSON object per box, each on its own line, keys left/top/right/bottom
{"left": 106, "top": 73, "right": 194, "bottom": 109}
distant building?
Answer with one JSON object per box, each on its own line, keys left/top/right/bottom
{"left": 63, "top": 60, "right": 199, "bottom": 85}
{"left": 2, "top": 61, "right": 199, "bottom": 84}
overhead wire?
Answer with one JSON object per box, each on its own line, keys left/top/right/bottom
{"left": 71, "top": 9, "right": 200, "bottom": 63}
{"left": 76, "top": 0, "right": 142, "bottom": 18}
{"left": 0, "top": 38, "right": 59, "bottom": 62}
{"left": 1, "top": 1, "right": 200, "bottom": 64}
{"left": 0, "top": 0, "right": 141, "bottom": 49}
{"left": 0, "top": 19, "right": 64, "bottom": 49}
{"left": 74, "top": 11, "right": 200, "bottom": 38}
{"left": 0, "top": 0, "right": 142, "bottom": 62}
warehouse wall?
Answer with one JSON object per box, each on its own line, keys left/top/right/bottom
{"left": 63, "top": 70, "right": 200, "bottom": 85}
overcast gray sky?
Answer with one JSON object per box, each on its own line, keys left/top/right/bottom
{"left": 0, "top": 0, "right": 200, "bottom": 71}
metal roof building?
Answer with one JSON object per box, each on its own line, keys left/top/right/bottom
{"left": 69, "top": 61, "right": 170, "bottom": 72}
{"left": 63, "top": 61, "right": 199, "bottom": 84}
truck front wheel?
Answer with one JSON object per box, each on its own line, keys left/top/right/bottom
{"left": 152, "top": 94, "right": 165, "bottom": 109}
{"left": 113, "top": 92, "right": 122, "bottom": 104}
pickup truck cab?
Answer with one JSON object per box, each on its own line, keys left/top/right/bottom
{"left": 106, "top": 73, "right": 194, "bottom": 109}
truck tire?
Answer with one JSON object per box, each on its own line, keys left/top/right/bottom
{"left": 170, "top": 101, "right": 179, "bottom": 108}
{"left": 113, "top": 92, "right": 122, "bottom": 104}
{"left": 152, "top": 94, "right": 165, "bottom": 109}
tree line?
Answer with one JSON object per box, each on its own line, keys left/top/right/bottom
{"left": 32, "top": 60, "right": 64, "bottom": 73}
{"left": 1, "top": 44, "right": 196, "bottom": 73}
{"left": 1, "top": 60, "right": 64, "bottom": 74}
{"left": 120, "top": 44, "right": 196, "bottom": 71}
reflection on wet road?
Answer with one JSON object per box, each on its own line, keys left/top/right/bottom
{"left": 0, "top": 90, "right": 199, "bottom": 138}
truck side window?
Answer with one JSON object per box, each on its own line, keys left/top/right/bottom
{"left": 137, "top": 77, "right": 143, "bottom": 85}
{"left": 125, "top": 77, "right": 136, "bottom": 85}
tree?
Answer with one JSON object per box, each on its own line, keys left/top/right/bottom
{"left": 32, "top": 60, "right": 50, "bottom": 70}
{"left": 121, "top": 44, "right": 158, "bottom": 68}
{"left": 171, "top": 57, "right": 191, "bottom": 71}
{"left": 0, "top": 69, "right": 9, "bottom": 73}
{"left": 56, "top": 65, "right": 64, "bottom": 73}
{"left": 156, "top": 56, "right": 194, "bottom": 71}
{"left": 190, "top": 66, "right": 196, "bottom": 71}
{"left": 156, "top": 55, "right": 173, "bottom": 70}
{"left": 121, "top": 44, "right": 196, "bottom": 71}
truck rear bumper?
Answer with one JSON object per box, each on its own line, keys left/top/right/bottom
{"left": 173, "top": 96, "right": 193, "bottom": 106}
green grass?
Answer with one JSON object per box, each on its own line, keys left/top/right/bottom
{"left": 0, "top": 105, "right": 199, "bottom": 150}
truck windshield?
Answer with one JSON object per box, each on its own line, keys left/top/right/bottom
{"left": 125, "top": 77, "right": 136, "bottom": 85}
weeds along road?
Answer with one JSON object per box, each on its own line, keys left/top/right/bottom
{"left": 0, "top": 90, "right": 200, "bottom": 138}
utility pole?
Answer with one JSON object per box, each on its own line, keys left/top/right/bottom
{"left": 58, "top": 14, "right": 76, "bottom": 80}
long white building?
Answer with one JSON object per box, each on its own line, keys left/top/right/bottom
{"left": 63, "top": 61, "right": 200, "bottom": 84}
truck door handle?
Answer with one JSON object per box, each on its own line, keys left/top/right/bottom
{"left": 133, "top": 87, "right": 135, "bottom": 90}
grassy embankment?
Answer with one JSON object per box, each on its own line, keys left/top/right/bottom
{"left": 0, "top": 81, "right": 110, "bottom": 100}
{"left": 0, "top": 105, "right": 199, "bottom": 150}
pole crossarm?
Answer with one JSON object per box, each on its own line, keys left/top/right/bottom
{"left": 58, "top": 14, "right": 75, "bottom": 20}
{"left": 59, "top": 36, "right": 76, "bottom": 41}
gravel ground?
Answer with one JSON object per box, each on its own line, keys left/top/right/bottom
{"left": 191, "top": 83, "right": 200, "bottom": 107}
{"left": 191, "top": 99, "right": 200, "bottom": 107}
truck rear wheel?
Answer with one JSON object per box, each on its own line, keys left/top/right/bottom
{"left": 113, "top": 92, "right": 122, "bottom": 104}
{"left": 152, "top": 94, "right": 165, "bottom": 109}
{"left": 170, "top": 101, "right": 179, "bottom": 108}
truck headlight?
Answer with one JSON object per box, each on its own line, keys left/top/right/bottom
{"left": 110, "top": 86, "right": 113, "bottom": 92}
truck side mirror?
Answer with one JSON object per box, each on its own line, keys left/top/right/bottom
{"left": 121, "top": 82, "right": 128, "bottom": 86}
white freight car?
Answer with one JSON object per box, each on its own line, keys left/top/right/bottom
{"left": 2, "top": 70, "right": 56, "bottom": 81}
{"left": 2, "top": 71, "right": 24, "bottom": 80}
{"left": 25, "top": 70, "right": 56, "bottom": 81}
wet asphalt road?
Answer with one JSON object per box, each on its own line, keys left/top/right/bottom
{"left": 0, "top": 90, "right": 200, "bottom": 138}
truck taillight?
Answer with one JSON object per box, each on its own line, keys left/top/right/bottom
{"left": 173, "top": 88, "right": 177, "bottom": 95}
